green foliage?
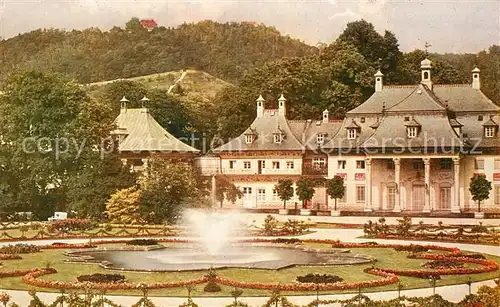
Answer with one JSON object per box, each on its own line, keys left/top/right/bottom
{"left": 0, "top": 20, "right": 315, "bottom": 84}
{"left": 216, "top": 178, "right": 243, "bottom": 208}
{"left": 139, "top": 160, "right": 200, "bottom": 224}
{"left": 469, "top": 175, "right": 492, "bottom": 212}
{"left": 296, "top": 273, "right": 343, "bottom": 284}
{"left": 273, "top": 180, "right": 294, "bottom": 209}
{"left": 295, "top": 178, "right": 315, "bottom": 208}
{"left": 263, "top": 215, "right": 279, "bottom": 236}
{"left": 105, "top": 187, "right": 142, "bottom": 224}
{"left": 326, "top": 176, "right": 345, "bottom": 211}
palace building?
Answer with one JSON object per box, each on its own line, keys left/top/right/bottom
{"left": 210, "top": 59, "right": 500, "bottom": 213}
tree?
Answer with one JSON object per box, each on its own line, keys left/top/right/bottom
{"left": 295, "top": 178, "right": 315, "bottom": 209}
{"left": 469, "top": 175, "right": 492, "bottom": 212}
{"left": 139, "top": 159, "right": 200, "bottom": 224}
{"left": 216, "top": 178, "right": 243, "bottom": 208}
{"left": 273, "top": 180, "right": 294, "bottom": 209}
{"left": 326, "top": 176, "right": 345, "bottom": 211}
{"left": 106, "top": 187, "right": 142, "bottom": 224}
{"left": 0, "top": 71, "right": 114, "bottom": 219}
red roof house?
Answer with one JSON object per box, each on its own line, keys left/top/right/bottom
{"left": 140, "top": 19, "right": 158, "bottom": 31}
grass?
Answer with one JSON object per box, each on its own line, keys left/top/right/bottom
{"left": 1, "top": 242, "right": 499, "bottom": 297}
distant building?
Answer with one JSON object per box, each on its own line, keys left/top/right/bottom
{"left": 140, "top": 19, "right": 158, "bottom": 31}
{"left": 212, "top": 59, "right": 500, "bottom": 214}
{"left": 111, "top": 96, "right": 199, "bottom": 171}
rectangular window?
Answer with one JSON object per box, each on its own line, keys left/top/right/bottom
{"left": 387, "top": 160, "right": 395, "bottom": 170}
{"left": 439, "top": 187, "right": 451, "bottom": 209}
{"left": 440, "top": 158, "right": 452, "bottom": 170}
{"left": 475, "top": 158, "right": 484, "bottom": 170}
{"left": 286, "top": 161, "right": 294, "bottom": 169}
{"left": 356, "top": 185, "right": 365, "bottom": 203}
{"left": 495, "top": 160, "right": 500, "bottom": 170}
{"left": 413, "top": 159, "right": 424, "bottom": 170}
{"left": 347, "top": 129, "right": 356, "bottom": 139}
{"left": 272, "top": 189, "right": 279, "bottom": 201}
{"left": 313, "top": 158, "right": 326, "bottom": 169}
{"left": 273, "top": 134, "right": 282, "bottom": 143}
{"left": 229, "top": 160, "right": 236, "bottom": 169}
{"left": 243, "top": 187, "right": 252, "bottom": 200}
{"left": 407, "top": 127, "right": 418, "bottom": 138}
{"left": 356, "top": 160, "right": 365, "bottom": 169}
{"left": 485, "top": 127, "right": 495, "bottom": 138}
{"left": 495, "top": 186, "right": 500, "bottom": 205}
{"left": 316, "top": 133, "right": 324, "bottom": 144}
{"left": 337, "top": 160, "right": 346, "bottom": 170}
{"left": 243, "top": 161, "right": 251, "bottom": 169}
{"left": 478, "top": 115, "right": 483, "bottom": 121}
{"left": 272, "top": 161, "right": 280, "bottom": 169}
{"left": 257, "top": 188, "right": 266, "bottom": 202}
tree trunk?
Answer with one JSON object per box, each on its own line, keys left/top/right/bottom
{"left": 334, "top": 198, "right": 337, "bottom": 211}
{"left": 283, "top": 200, "right": 286, "bottom": 209}
{"left": 478, "top": 200, "right": 481, "bottom": 212}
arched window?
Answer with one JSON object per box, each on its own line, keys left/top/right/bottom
{"left": 423, "top": 71, "right": 429, "bottom": 80}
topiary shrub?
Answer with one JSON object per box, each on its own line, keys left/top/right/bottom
{"left": 203, "top": 280, "right": 222, "bottom": 292}
{"left": 0, "top": 244, "right": 40, "bottom": 254}
{"left": 125, "top": 239, "right": 158, "bottom": 246}
{"left": 77, "top": 273, "right": 125, "bottom": 283}
{"left": 296, "top": 273, "right": 343, "bottom": 284}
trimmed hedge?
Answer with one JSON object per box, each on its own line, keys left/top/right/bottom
{"left": 0, "top": 244, "right": 40, "bottom": 254}
{"left": 125, "top": 239, "right": 158, "bottom": 246}
{"left": 296, "top": 273, "right": 344, "bottom": 284}
{"left": 76, "top": 273, "right": 125, "bottom": 283}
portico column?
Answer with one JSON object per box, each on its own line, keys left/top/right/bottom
{"left": 364, "top": 158, "right": 373, "bottom": 212}
{"left": 211, "top": 175, "right": 217, "bottom": 208}
{"left": 452, "top": 157, "right": 461, "bottom": 213}
{"left": 393, "top": 158, "right": 401, "bottom": 212}
{"left": 423, "top": 158, "right": 431, "bottom": 213}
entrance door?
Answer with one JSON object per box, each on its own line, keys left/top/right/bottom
{"left": 242, "top": 187, "right": 254, "bottom": 208}
{"left": 439, "top": 186, "right": 451, "bottom": 210}
{"left": 386, "top": 186, "right": 396, "bottom": 210}
{"left": 258, "top": 160, "right": 265, "bottom": 174}
{"left": 412, "top": 184, "right": 425, "bottom": 211}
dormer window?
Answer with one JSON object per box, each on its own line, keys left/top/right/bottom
{"left": 405, "top": 117, "right": 421, "bottom": 138}
{"left": 347, "top": 129, "right": 357, "bottom": 140}
{"left": 316, "top": 133, "right": 325, "bottom": 144}
{"left": 407, "top": 127, "right": 418, "bottom": 138}
{"left": 478, "top": 115, "right": 483, "bottom": 121}
{"left": 274, "top": 134, "right": 283, "bottom": 144}
{"left": 485, "top": 127, "right": 495, "bottom": 138}
{"left": 245, "top": 135, "right": 254, "bottom": 144}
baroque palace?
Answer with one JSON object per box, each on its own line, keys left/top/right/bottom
{"left": 115, "top": 59, "right": 500, "bottom": 214}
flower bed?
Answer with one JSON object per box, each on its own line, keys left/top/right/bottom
{"left": 125, "top": 239, "right": 158, "bottom": 246}
{"left": 0, "top": 254, "right": 22, "bottom": 260}
{"left": 423, "top": 259, "right": 464, "bottom": 269}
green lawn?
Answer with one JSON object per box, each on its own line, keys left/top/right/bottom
{"left": 1, "top": 243, "right": 499, "bottom": 297}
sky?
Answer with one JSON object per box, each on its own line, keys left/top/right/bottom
{"left": 0, "top": 0, "right": 499, "bottom": 53}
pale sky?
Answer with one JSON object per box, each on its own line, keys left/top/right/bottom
{"left": 0, "top": 0, "right": 499, "bottom": 53}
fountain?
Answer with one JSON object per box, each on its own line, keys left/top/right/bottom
{"left": 69, "top": 210, "right": 375, "bottom": 271}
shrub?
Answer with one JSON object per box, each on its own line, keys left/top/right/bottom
{"left": 203, "top": 280, "right": 222, "bottom": 292}
{"left": 76, "top": 273, "right": 125, "bottom": 283}
{"left": 296, "top": 273, "right": 344, "bottom": 284}
{"left": 125, "top": 239, "right": 158, "bottom": 246}
{"left": 0, "top": 244, "right": 40, "bottom": 254}
{"left": 263, "top": 215, "right": 279, "bottom": 236}
{"left": 423, "top": 259, "right": 464, "bottom": 269}
{"left": 52, "top": 219, "right": 93, "bottom": 231}
{"left": 271, "top": 238, "right": 301, "bottom": 244}
{"left": 282, "top": 219, "right": 309, "bottom": 235}
{"left": 393, "top": 244, "right": 429, "bottom": 253}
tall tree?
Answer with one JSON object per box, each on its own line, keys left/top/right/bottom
{"left": 273, "top": 180, "right": 294, "bottom": 209}
{"left": 139, "top": 159, "right": 200, "bottom": 224}
{"left": 469, "top": 175, "right": 492, "bottom": 212}
{"left": 326, "top": 176, "right": 345, "bottom": 211}
{"left": 295, "top": 178, "right": 315, "bottom": 209}
{"left": 0, "top": 71, "right": 113, "bottom": 219}
{"left": 106, "top": 187, "right": 142, "bottom": 224}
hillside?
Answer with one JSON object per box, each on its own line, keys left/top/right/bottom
{"left": 86, "top": 69, "right": 229, "bottom": 102}
{"left": 0, "top": 19, "right": 317, "bottom": 84}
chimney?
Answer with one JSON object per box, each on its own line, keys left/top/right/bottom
{"left": 322, "top": 109, "right": 329, "bottom": 123}
{"left": 375, "top": 70, "right": 384, "bottom": 92}
{"left": 472, "top": 67, "right": 481, "bottom": 90}
{"left": 256, "top": 94, "right": 265, "bottom": 118}
{"left": 120, "top": 96, "right": 129, "bottom": 113}
{"left": 421, "top": 58, "right": 433, "bottom": 90}
{"left": 278, "top": 94, "right": 286, "bottom": 117}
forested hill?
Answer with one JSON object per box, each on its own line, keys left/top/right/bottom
{"left": 0, "top": 19, "right": 316, "bottom": 84}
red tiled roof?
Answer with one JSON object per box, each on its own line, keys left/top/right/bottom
{"left": 140, "top": 19, "right": 158, "bottom": 29}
